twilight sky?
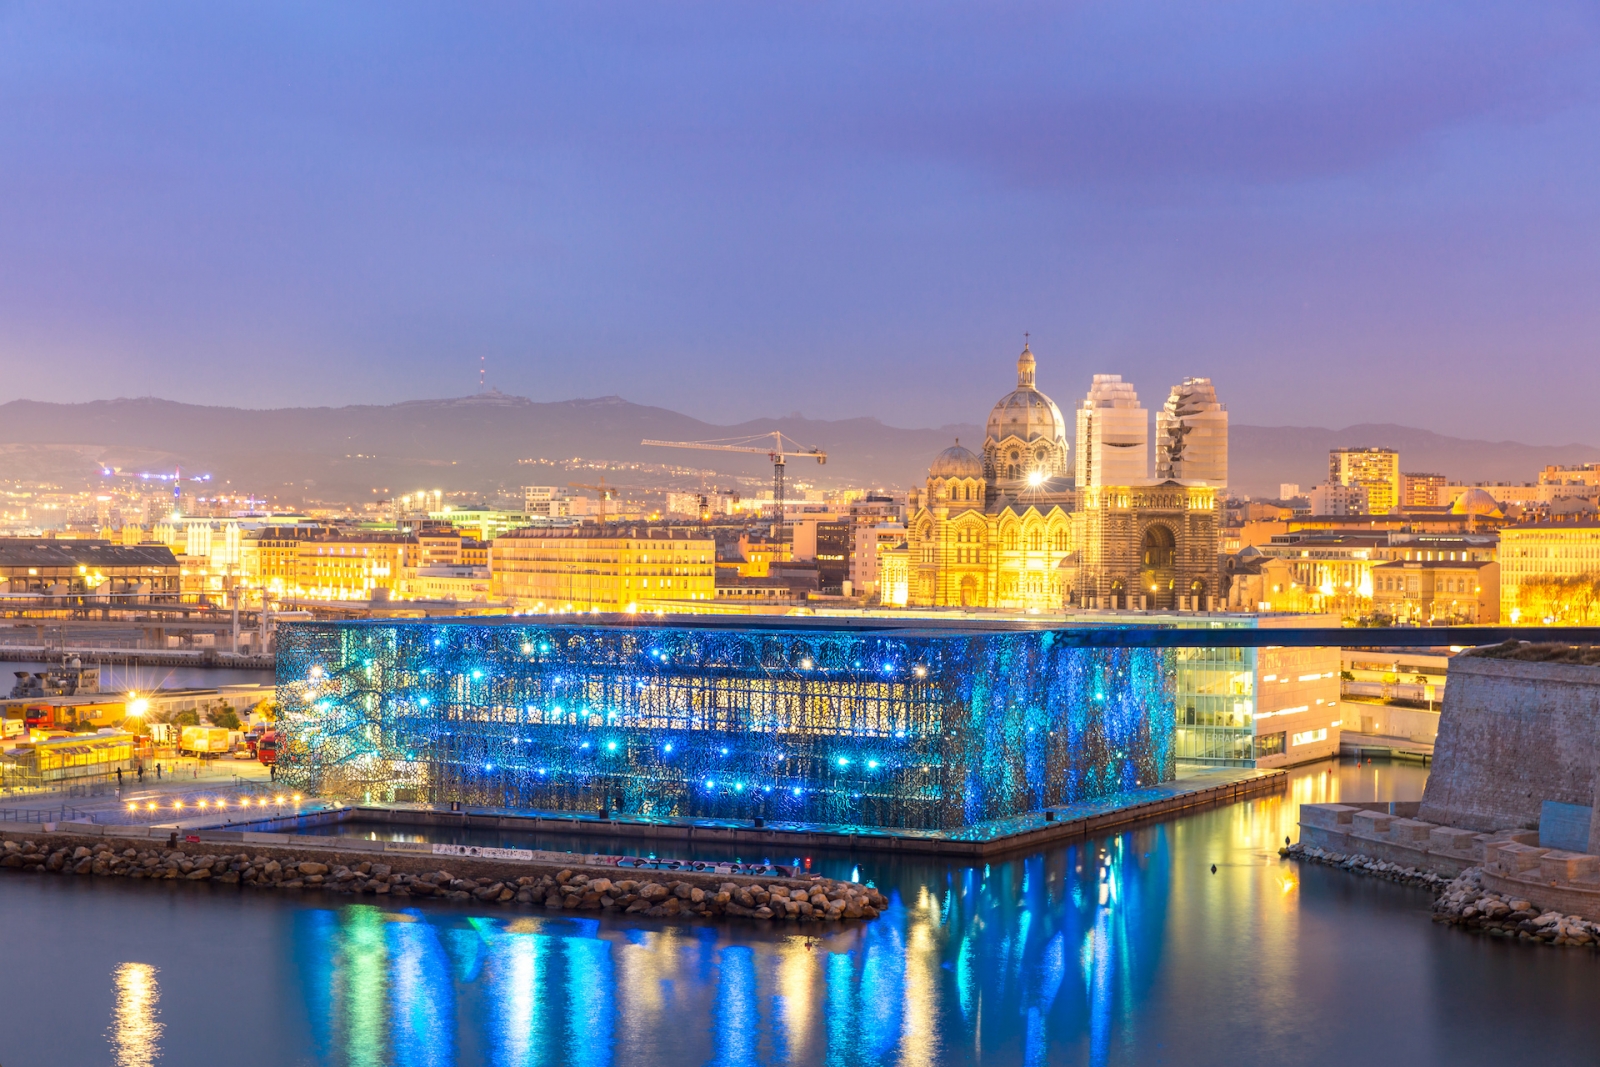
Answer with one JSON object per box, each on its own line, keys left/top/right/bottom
{"left": 2, "top": 2, "right": 1598, "bottom": 442}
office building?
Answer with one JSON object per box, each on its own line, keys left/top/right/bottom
{"left": 1540, "top": 464, "right": 1600, "bottom": 489}
{"left": 1307, "top": 483, "right": 1369, "bottom": 516}
{"left": 1155, "top": 378, "right": 1228, "bottom": 488}
{"left": 1498, "top": 521, "right": 1600, "bottom": 623}
{"left": 491, "top": 525, "right": 715, "bottom": 612}
{"left": 815, "top": 520, "right": 852, "bottom": 594}
{"left": 1401, "top": 472, "right": 1447, "bottom": 508}
{"left": 1071, "top": 374, "right": 1224, "bottom": 611}
{"left": 1329, "top": 447, "right": 1400, "bottom": 515}
{"left": 1075, "top": 374, "right": 1148, "bottom": 489}
{"left": 524, "top": 487, "right": 573, "bottom": 518}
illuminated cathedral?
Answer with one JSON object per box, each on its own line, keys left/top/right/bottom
{"left": 899, "top": 344, "right": 1223, "bottom": 613}
{"left": 902, "top": 344, "right": 1077, "bottom": 610}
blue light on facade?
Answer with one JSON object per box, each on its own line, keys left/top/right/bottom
{"left": 275, "top": 618, "right": 1177, "bottom": 831}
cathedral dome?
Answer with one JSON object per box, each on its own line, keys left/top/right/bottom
{"left": 929, "top": 440, "right": 984, "bottom": 479}
{"left": 1450, "top": 488, "right": 1503, "bottom": 518}
{"left": 986, "top": 344, "right": 1067, "bottom": 446}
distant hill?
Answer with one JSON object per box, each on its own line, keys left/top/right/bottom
{"left": 0, "top": 393, "right": 1593, "bottom": 504}
{"left": 0, "top": 392, "right": 984, "bottom": 505}
{"left": 1231, "top": 423, "right": 1600, "bottom": 498}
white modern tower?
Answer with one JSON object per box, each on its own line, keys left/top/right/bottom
{"left": 1074, "top": 374, "right": 1149, "bottom": 488}
{"left": 1155, "top": 378, "right": 1228, "bottom": 488}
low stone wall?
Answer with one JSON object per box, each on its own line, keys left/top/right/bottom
{"left": 1298, "top": 801, "right": 1600, "bottom": 923}
{"left": 1296, "top": 802, "right": 1507, "bottom": 880}
{"left": 0, "top": 829, "right": 886, "bottom": 925}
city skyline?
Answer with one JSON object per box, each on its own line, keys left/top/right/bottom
{"left": 3, "top": 3, "right": 1599, "bottom": 443}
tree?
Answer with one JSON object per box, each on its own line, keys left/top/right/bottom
{"left": 173, "top": 710, "right": 200, "bottom": 727}
{"left": 208, "top": 705, "right": 241, "bottom": 730}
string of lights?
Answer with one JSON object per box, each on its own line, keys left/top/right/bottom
{"left": 276, "top": 620, "right": 1176, "bottom": 831}
{"left": 124, "top": 794, "right": 301, "bottom": 815}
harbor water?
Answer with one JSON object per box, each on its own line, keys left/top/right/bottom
{"left": 1, "top": 759, "right": 1597, "bottom": 1067}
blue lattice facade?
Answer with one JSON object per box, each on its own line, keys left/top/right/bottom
{"left": 275, "top": 619, "right": 1177, "bottom": 831}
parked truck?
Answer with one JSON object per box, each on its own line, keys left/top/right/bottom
{"left": 179, "top": 725, "right": 232, "bottom": 756}
{"left": 255, "top": 729, "right": 278, "bottom": 765}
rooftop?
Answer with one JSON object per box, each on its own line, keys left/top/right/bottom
{"left": 283, "top": 614, "right": 1600, "bottom": 649}
{"left": 0, "top": 540, "right": 178, "bottom": 568}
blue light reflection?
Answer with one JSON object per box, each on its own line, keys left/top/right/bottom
{"left": 291, "top": 826, "right": 1171, "bottom": 1066}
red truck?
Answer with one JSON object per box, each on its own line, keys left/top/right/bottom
{"left": 255, "top": 729, "right": 278, "bottom": 765}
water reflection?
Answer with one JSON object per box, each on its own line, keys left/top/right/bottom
{"left": 292, "top": 837, "right": 1178, "bottom": 1065}
{"left": 284, "top": 760, "right": 1440, "bottom": 1066}
{"left": 108, "top": 962, "right": 163, "bottom": 1067}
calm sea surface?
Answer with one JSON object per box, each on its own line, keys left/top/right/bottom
{"left": 1, "top": 758, "right": 1596, "bottom": 1067}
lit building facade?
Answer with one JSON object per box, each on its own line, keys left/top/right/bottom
{"left": 904, "top": 345, "right": 1076, "bottom": 611}
{"left": 1329, "top": 447, "right": 1401, "bottom": 515}
{"left": 1498, "top": 521, "right": 1600, "bottom": 623}
{"left": 1372, "top": 559, "right": 1499, "bottom": 624}
{"left": 1402, "top": 472, "right": 1447, "bottom": 507}
{"left": 1173, "top": 643, "right": 1341, "bottom": 767}
{"left": 1307, "top": 483, "right": 1369, "bottom": 516}
{"left": 491, "top": 526, "right": 716, "bottom": 612}
{"left": 427, "top": 508, "right": 529, "bottom": 543}
{"left": 246, "top": 527, "right": 414, "bottom": 602}
{"left": 1070, "top": 375, "right": 1223, "bottom": 611}
{"left": 275, "top": 617, "right": 1177, "bottom": 830}
{"left": 0, "top": 540, "right": 180, "bottom": 599}
{"left": 1073, "top": 482, "right": 1220, "bottom": 610}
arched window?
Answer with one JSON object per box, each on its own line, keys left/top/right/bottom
{"left": 1027, "top": 529, "right": 1043, "bottom": 552}
{"left": 1003, "top": 529, "right": 1018, "bottom": 552}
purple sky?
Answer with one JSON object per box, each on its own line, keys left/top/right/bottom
{"left": 2, "top": 2, "right": 1598, "bottom": 442}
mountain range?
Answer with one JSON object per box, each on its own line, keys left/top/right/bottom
{"left": 0, "top": 392, "right": 1594, "bottom": 505}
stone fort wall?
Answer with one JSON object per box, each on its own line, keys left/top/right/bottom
{"left": 1417, "top": 655, "right": 1600, "bottom": 834}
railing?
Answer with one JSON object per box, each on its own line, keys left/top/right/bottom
{"left": 0, "top": 806, "right": 97, "bottom": 823}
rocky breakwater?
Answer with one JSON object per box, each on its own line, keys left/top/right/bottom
{"left": 1297, "top": 801, "right": 1600, "bottom": 923}
{"left": 0, "top": 833, "right": 887, "bottom": 925}
{"left": 1431, "top": 867, "right": 1600, "bottom": 948}
{"left": 1282, "top": 841, "right": 1448, "bottom": 892}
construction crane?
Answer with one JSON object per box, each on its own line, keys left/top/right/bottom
{"left": 566, "top": 475, "right": 631, "bottom": 525}
{"left": 641, "top": 432, "right": 827, "bottom": 512}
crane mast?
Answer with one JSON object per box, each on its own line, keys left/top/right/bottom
{"left": 641, "top": 432, "right": 827, "bottom": 513}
